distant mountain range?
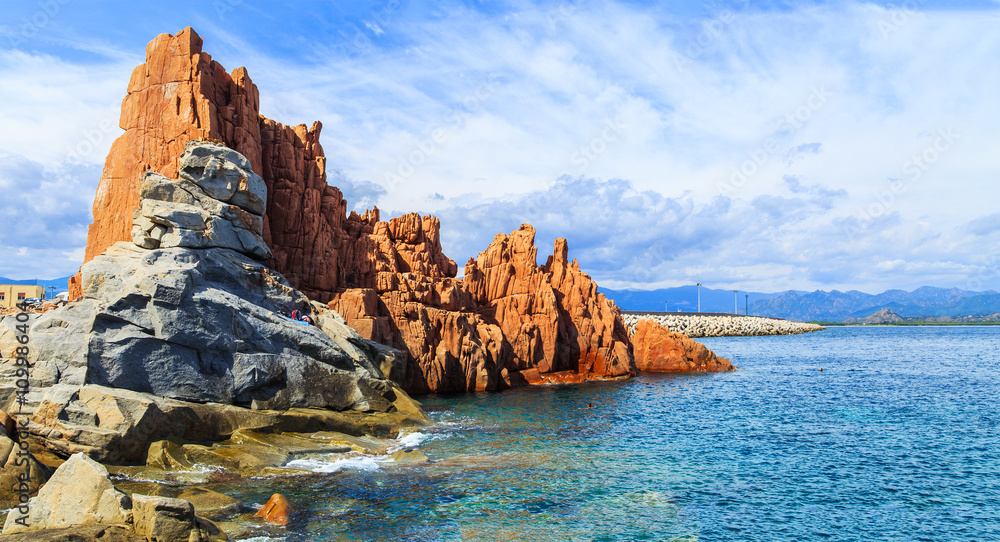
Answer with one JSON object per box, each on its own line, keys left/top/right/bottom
{"left": 600, "top": 285, "right": 1000, "bottom": 322}
{"left": 0, "top": 275, "right": 73, "bottom": 298}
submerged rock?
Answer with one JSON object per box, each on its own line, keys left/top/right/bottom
{"left": 391, "top": 448, "right": 430, "bottom": 464}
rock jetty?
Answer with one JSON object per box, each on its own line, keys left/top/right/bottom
{"left": 621, "top": 313, "right": 825, "bottom": 338}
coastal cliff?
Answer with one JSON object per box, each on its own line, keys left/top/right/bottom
{"left": 70, "top": 27, "right": 636, "bottom": 393}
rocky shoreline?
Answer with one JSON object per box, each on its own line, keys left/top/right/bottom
{"left": 622, "top": 313, "right": 825, "bottom": 337}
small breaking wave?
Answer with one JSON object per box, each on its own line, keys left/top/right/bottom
{"left": 285, "top": 454, "right": 382, "bottom": 474}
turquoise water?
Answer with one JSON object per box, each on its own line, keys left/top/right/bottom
{"left": 229, "top": 326, "right": 1000, "bottom": 541}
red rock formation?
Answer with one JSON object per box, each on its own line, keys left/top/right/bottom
{"left": 464, "top": 225, "right": 634, "bottom": 384}
{"left": 72, "top": 27, "right": 637, "bottom": 393}
{"left": 631, "top": 319, "right": 734, "bottom": 372}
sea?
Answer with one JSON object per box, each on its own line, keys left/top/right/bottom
{"left": 212, "top": 326, "right": 1000, "bottom": 541}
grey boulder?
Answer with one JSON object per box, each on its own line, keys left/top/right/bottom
{"left": 130, "top": 140, "right": 270, "bottom": 260}
{"left": 33, "top": 241, "right": 396, "bottom": 412}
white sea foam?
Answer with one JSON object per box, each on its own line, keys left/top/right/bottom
{"left": 285, "top": 454, "right": 382, "bottom": 473}
{"left": 238, "top": 537, "right": 286, "bottom": 542}
{"left": 390, "top": 430, "right": 430, "bottom": 451}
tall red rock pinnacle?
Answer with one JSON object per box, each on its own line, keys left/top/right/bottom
{"left": 73, "top": 28, "right": 262, "bottom": 297}
{"left": 73, "top": 28, "right": 640, "bottom": 393}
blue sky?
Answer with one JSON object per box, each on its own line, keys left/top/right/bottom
{"left": 1, "top": 0, "right": 999, "bottom": 293}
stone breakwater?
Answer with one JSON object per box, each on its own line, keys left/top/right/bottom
{"left": 622, "top": 313, "right": 825, "bottom": 338}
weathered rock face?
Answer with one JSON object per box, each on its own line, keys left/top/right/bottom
{"left": 74, "top": 27, "right": 263, "bottom": 298}
{"left": 631, "top": 319, "right": 734, "bottom": 373}
{"left": 331, "top": 225, "right": 636, "bottom": 393}
{"left": 72, "top": 27, "right": 637, "bottom": 394}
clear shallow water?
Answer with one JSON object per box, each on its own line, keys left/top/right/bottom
{"left": 223, "top": 327, "right": 1000, "bottom": 541}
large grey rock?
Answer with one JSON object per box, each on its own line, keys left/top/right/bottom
{"left": 2, "top": 453, "right": 130, "bottom": 534}
{"left": 130, "top": 141, "right": 270, "bottom": 260}
{"left": 311, "top": 301, "right": 407, "bottom": 386}
{"left": 178, "top": 140, "right": 266, "bottom": 215}
{"left": 31, "top": 242, "right": 395, "bottom": 413}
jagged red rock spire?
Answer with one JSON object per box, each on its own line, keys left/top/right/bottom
{"left": 76, "top": 28, "right": 262, "bottom": 288}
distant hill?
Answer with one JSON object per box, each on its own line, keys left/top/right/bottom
{"left": 0, "top": 276, "right": 73, "bottom": 298}
{"left": 600, "top": 285, "right": 1000, "bottom": 322}
{"left": 844, "top": 308, "right": 903, "bottom": 325}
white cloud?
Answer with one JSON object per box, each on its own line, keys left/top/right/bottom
{"left": 0, "top": 49, "right": 134, "bottom": 165}
{"left": 0, "top": 154, "right": 99, "bottom": 278}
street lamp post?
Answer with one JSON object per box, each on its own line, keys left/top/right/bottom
{"left": 733, "top": 290, "right": 738, "bottom": 315}
{"left": 696, "top": 283, "right": 702, "bottom": 313}
{"left": 745, "top": 294, "right": 749, "bottom": 315}
{"left": 664, "top": 300, "right": 668, "bottom": 313}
